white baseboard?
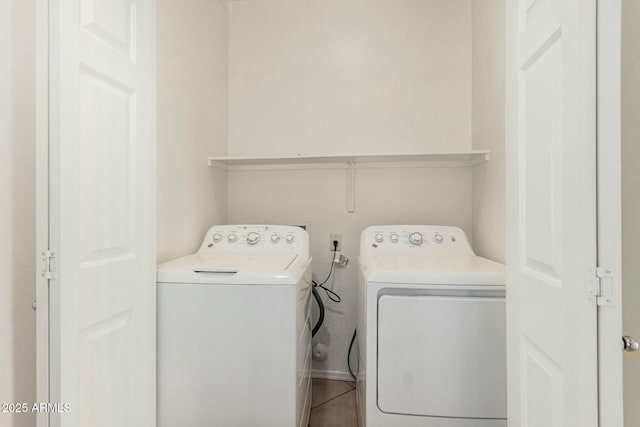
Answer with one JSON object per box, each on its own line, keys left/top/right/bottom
{"left": 311, "top": 369, "right": 355, "bottom": 382}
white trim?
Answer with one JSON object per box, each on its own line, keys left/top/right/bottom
{"left": 47, "top": 0, "right": 62, "bottom": 424}
{"left": 504, "top": 0, "right": 519, "bottom": 417}
{"left": 596, "top": 0, "right": 624, "bottom": 426}
{"left": 35, "top": 0, "right": 50, "bottom": 425}
{"left": 311, "top": 369, "right": 355, "bottom": 382}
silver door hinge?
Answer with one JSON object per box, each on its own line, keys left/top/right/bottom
{"left": 595, "top": 267, "right": 614, "bottom": 306}
{"left": 41, "top": 250, "right": 56, "bottom": 280}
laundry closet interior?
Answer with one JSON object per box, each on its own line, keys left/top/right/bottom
{"left": 156, "top": 0, "right": 505, "bottom": 381}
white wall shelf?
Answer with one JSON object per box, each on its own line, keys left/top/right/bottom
{"left": 207, "top": 150, "right": 490, "bottom": 170}
{"left": 207, "top": 150, "right": 490, "bottom": 213}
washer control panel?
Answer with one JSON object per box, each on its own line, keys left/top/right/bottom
{"left": 198, "top": 225, "right": 308, "bottom": 254}
{"left": 361, "top": 225, "right": 473, "bottom": 255}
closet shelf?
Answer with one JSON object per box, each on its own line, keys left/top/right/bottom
{"left": 207, "top": 150, "right": 490, "bottom": 170}
{"left": 208, "top": 150, "right": 491, "bottom": 213}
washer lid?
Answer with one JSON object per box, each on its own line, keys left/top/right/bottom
{"left": 360, "top": 254, "right": 505, "bottom": 286}
{"left": 157, "top": 253, "right": 302, "bottom": 285}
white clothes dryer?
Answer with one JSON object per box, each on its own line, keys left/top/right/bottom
{"left": 157, "top": 225, "right": 312, "bottom": 427}
{"left": 356, "top": 225, "right": 506, "bottom": 427}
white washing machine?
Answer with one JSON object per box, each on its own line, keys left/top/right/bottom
{"left": 356, "top": 225, "right": 506, "bottom": 427}
{"left": 157, "top": 225, "right": 312, "bottom": 427}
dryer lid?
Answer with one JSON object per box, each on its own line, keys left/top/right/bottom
{"left": 360, "top": 254, "right": 506, "bottom": 286}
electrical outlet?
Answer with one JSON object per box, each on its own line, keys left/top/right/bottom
{"left": 330, "top": 233, "right": 342, "bottom": 251}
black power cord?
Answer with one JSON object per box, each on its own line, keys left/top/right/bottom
{"left": 312, "top": 240, "right": 342, "bottom": 302}
{"left": 310, "top": 240, "right": 342, "bottom": 336}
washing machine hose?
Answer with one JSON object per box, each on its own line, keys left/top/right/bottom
{"left": 311, "top": 287, "right": 325, "bottom": 337}
{"left": 348, "top": 329, "right": 357, "bottom": 380}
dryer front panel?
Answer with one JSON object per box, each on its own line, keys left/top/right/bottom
{"left": 377, "top": 293, "right": 507, "bottom": 420}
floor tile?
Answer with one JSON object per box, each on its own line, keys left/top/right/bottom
{"left": 311, "top": 379, "right": 355, "bottom": 408}
{"left": 309, "top": 389, "right": 357, "bottom": 427}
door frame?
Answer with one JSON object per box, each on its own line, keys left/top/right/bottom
{"left": 35, "top": 0, "right": 50, "bottom": 426}
{"left": 505, "top": 0, "right": 624, "bottom": 424}
{"left": 597, "top": 0, "right": 625, "bottom": 426}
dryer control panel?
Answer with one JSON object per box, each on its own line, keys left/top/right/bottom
{"left": 198, "top": 224, "right": 309, "bottom": 256}
{"left": 361, "top": 225, "right": 474, "bottom": 256}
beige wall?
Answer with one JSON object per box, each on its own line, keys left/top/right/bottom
{"left": 622, "top": 0, "right": 640, "bottom": 422}
{"left": 228, "top": 0, "right": 472, "bottom": 156}
{"left": 156, "top": 0, "right": 229, "bottom": 263}
{"left": 0, "top": 0, "right": 36, "bottom": 426}
{"left": 471, "top": 0, "right": 505, "bottom": 263}
{"left": 226, "top": 0, "right": 475, "bottom": 377}
{"left": 228, "top": 167, "right": 473, "bottom": 377}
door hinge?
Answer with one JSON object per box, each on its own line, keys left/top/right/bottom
{"left": 594, "top": 267, "right": 614, "bottom": 306}
{"left": 41, "top": 250, "right": 56, "bottom": 280}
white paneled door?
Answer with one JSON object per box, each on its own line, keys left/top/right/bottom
{"left": 506, "top": 0, "right": 598, "bottom": 426}
{"left": 45, "top": 0, "right": 156, "bottom": 426}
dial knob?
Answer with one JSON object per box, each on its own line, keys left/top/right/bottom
{"left": 213, "top": 233, "right": 223, "bottom": 242}
{"left": 434, "top": 233, "right": 444, "bottom": 244}
{"left": 408, "top": 232, "right": 423, "bottom": 246}
{"left": 375, "top": 233, "right": 384, "bottom": 243}
{"left": 285, "top": 234, "right": 295, "bottom": 244}
{"left": 228, "top": 234, "right": 237, "bottom": 242}
{"left": 247, "top": 232, "right": 260, "bottom": 245}
{"left": 271, "top": 234, "right": 280, "bottom": 243}
{"left": 390, "top": 233, "right": 399, "bottom": 243}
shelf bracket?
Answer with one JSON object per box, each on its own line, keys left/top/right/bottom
{"left": 347, "top": 158, "right": 356, "bottom": 213}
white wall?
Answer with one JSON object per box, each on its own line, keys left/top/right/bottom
{"left": 471, "top": 0, "right": 505, "bottom": 263}
{"left": 226, "top": 0, "right": 474, "bottom": 377}
{"left": 228, "top": 0, "right": 472, "bottom": 156}
{"left": 228, "top": 167, "right": 472, "bottom": 377}
{"left": 157, "top": 0, "right": 229, "bottom": 262}
{"left": 0, "top": 0, "right": 36, "bottom": 426}
{"left": 622, "top": 0, "right": 640, "bottom": 422}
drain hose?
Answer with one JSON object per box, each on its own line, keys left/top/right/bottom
{"left": 311, "top": 287, "right": 325, "bottom": 337}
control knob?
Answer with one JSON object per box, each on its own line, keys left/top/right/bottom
{"left": 213, "top": 233, "right": 223, "bottom": 242}
{"left": 375, "top": 233, "right": 384, "bottom": 243}
{"left": 390, "top": 233, "right": 399, "bottom": 243}
{"left": 434, "top": 233, "right": 444, "bottom": 244}
{"left": 271, "top": 234, "right": 280, "bottom": 243}
{"left": 228, "top": 234, "right": 237, "bottom": 243}
{"left": 285, "top": 235, "right": 295, "bottom": 244}
{"left": 247, "top": 232, "right": 260, "bottom": 245}
{"left": 408, "top": 232, "right": 423, "bottom": 246}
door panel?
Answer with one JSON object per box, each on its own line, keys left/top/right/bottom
{"left": 506, "top": 0, "right": 598, "bottom": 425}
{"left": 48, "top": 0, "right": 156, "bottom": 426}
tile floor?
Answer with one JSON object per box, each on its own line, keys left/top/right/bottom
{"left": 309, "top": 379, "right": 358, "bottom": 427}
